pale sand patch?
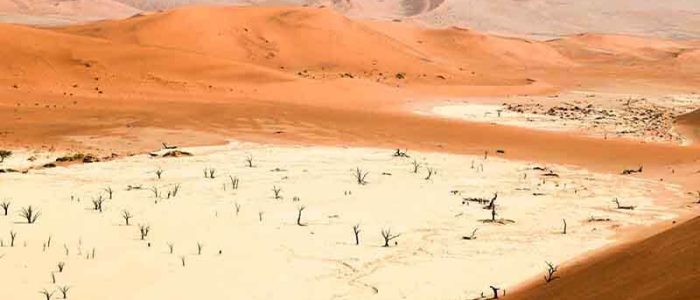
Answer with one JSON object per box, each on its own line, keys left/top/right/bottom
{"left": 415, "top": 92, "right": 700, "bottom": 145}
{"left": 0, "top": 141, "right": 686, "bottom": 299}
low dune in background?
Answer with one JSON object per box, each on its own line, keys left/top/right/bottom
{"left": 0, "top": 0, "right": 140, "bottom": 25}
{"left": 2, "top": 0, "right": 700, "bottom": 41}
{"left": 0, "top": 4, "right": 700, "bottom": 300}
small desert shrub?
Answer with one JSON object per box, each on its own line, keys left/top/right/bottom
{"left": 155, "top": 168, "right": 164, "bottom": 179}
{"left": 354, "top": 168, "right": 368, "bottom": 185}
{"left": 353, "top": 224, "right": 361, "bottom": 245}
{"left": 139, "top": 224, "right": 150, "bottom": 240}
{"left": 122, "top": 210, "right": 133, "bottom": 226}
{"left": 411, "top": 160, "right": 420, "bottom": 173}
{"left": 39, "top": 288, "right": 56, "bottom": 300}
{"left": 0, "top": 201, "right": 9, "bottom": 215}
{"left": 544, "top": 261, "right": 559, "bottom": 283}
{"left": 272, "top": 186, "right": 282, "bottom": 199}
{"left": 462, "top": 228, "right": 478, "bottom": 240}
{"left": 20, "top": 205, "right": 40, "bottom": 224}
{"left": 167, "top": 242, "right": 174, "bottom": 254}
{"left": 57, "top": 262, "right": 65, "bottom": 272}
{"left": 425, "top": 167, "right": 435, "bottom": 180}
{"left": 197, "top": 242, "right": 203, "bottom": 255}
{"left": 380, "top": 229, "right": 400, "bottom": 247}
{"left": 0, "top": 150, "right": 12, "bottom": 163}
{"left": 393, "top": 149, "right": 409, "bottom": 157}
{"left": 234, "top": 202, "right": 241, "bottom": 216}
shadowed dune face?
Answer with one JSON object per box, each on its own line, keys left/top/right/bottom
{"left": 507, "top": 216, "right": 700, "bottom": 300}
{"left": 676, "top": 108, "right": 700, "bottom": 142}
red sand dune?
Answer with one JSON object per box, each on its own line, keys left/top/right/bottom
{"left": 507, "top": 216, "right": 700, "bottom": 300}
{"left": 0, "top": 6, "right": 698, "bottom": 166}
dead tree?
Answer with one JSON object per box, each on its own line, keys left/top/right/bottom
{"left": 9, "top": 230, "right": 17, "bottom": 247}
{"left": 544, "top": 261, "right": 559, "bottom": 283}
{"left": 0, "top": 201, "right": 9, "bottom": 215}
{"left": 353, "top": 224, "right": 361, "bottom": 245}
{"left": 57, "top": 262, "right": 65, "bottom": 272}
{"left": 91, "top": 195, "right": 106, "bottom": 213}
{"left": 229, "top": 176, "right": 239, "bottom": 190}
{"left": 621, "top": 166, "right": 643, "bottom": 175}
{"left": 155, "top": 168, "right": 164, "bottom": 179}
{"left": 272, "top": 186, "right": 282, "bottom": 199}
{"left": 57, "top": 286, "right": 70, "bottom": 299}
{"left": 462, "top": 228, "right": 478, "bottom": 240}
{"left": 354, "top": 168, "right": 368, "bottom": 185}
{"left": 197, "top": 242, "right": 203, "bottom": 255}
{"left": 491, "top": 203, "right": 497, "bottom": 222}
{"left": 168, "top": 242, "right": 174, "bottom": 254}
{"left": 489, "top": 286, "right": 500, "bottom": 299}
{"left": 411, "top": 160, "right": 420, "bottom": 173}
{"left": 0, "top": 150, "right": 11, "bottom": 163}
{"left": 245, "top": 155, "right": 254, "bottom": 168}
{"left": 613, "top": 198, "right": 636, "bottom": 210}
{"left": 562, "top": 219, "right": 567, "bottom": 234}
{"left": 122, "top": 210, "right": 133, "bottom": 226}
{"left": 235, "top": 202, "right": 241, "bottom": 216}
{"left": 296, "top": 205, "right": 306, "bottom": 226}
{"left": 425, "top": 167, "right": 435, "bottom": 180}
{"left": 39, "top": 289, "right": 55, "bottom": 300}
{"left": 149, "top": 186, "right": 160, "bottom": 199}
{"left": 258, "top": 211, "right": 264, "bottom": 222}
{"left": 381, "top": 229, "right": 400, "bottom": 247}
{"left": 203, "top": 168, "right": 216, "bottom": 179}
{"left": 484, "top": 193, "right": 498, "bottom": 210}
{"left": 139, "top": 224, "right": 150, "bottom": 240}
{"left": 103, "top": 187, "right": 114, "bottom": 199}
{"left": 20, "top": 205, "right": 40, "bottom": 224}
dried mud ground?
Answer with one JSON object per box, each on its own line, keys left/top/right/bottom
{"left": 0, "top": 141, "right": 695, "bottom": 300}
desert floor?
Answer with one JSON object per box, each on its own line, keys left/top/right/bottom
{"left": 0, "top": 141, "right": 695, "bottom": 300}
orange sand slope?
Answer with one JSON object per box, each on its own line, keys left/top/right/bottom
{"left": 507, "top": 216, "right": 700, "bottom": 300}
{"left": 8, "top": 7, "right": 696, "bottom": 174}
{"left": 0, "top": 5, "right": 699, "bottom": 170}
